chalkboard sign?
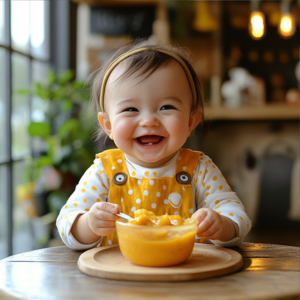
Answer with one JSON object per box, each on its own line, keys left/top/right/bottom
{"left": 90, "top": 6, "right": 155, "bottom": 38}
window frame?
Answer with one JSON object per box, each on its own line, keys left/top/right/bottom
{"left": 0, "top": 0, "right": 75, "bottom": 258}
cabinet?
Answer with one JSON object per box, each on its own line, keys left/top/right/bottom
{"left": 74, "top": 0, "right": 299, "bottom": 122}
{"left": 205, "top": 104, "right": 299, "bottom": 121}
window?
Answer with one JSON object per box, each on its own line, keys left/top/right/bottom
{"left": 0, "top": 1, "right": 50, "bottom": 258}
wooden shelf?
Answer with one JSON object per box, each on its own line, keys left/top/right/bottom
{"left": 204, "top": 104, "right": 299, "bottom": 121}
{"left": 71, "top": 0, "right": 159, "bottom": 6}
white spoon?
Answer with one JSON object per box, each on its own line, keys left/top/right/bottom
{"left": 116, "top": 212, "right": 134, "bottom": 221}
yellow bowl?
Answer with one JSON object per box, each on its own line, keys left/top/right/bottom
{"left": 116, "top": 218, "right": 197, "bottom": 267}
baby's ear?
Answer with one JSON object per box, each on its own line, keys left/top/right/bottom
{"left": 188, "top": 109, "right": 202, "bottom": 135}
{"left": 98, "top": 112, "right": 113, "bottom": 139}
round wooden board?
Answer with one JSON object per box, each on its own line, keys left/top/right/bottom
{"left": 78, "top": 243, "right": 243, "bottom": 282}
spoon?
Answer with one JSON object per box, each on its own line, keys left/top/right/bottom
{"left": 116, "top": 212, "right": 134, "bottom": 221}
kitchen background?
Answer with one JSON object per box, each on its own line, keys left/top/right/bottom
{"left": 0, "top": 0, "right": 299, "bottom": 259}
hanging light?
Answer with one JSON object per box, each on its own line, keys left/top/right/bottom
{"left": 279, "top": 0, "right": 295, "bottom": 38}
{"left": 193, "top": 1, "right": 219, "bottom": 32}
{"left": 249, "top": 0, "right": 265, "bottom": 40}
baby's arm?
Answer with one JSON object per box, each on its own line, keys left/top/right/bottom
{"left": 56, "top": 157, "right": 118, "bottom": 249}
{"left": 71, "top": 202, "right": 120, "bottom": 244}
{"left": 193, "top": 154, "right": 251, "bottom": 246}
{"left": 192, "top": 208, "right": 238, "bottom": 241}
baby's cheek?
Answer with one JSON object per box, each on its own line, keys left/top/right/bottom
{"left": 113, "top": 120, "right": 133, "bottom": 138}
{"left": 169, "top": 120, "right": 189, "bottom": 136}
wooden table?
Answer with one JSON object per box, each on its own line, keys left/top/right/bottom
{"left": 0, "top": 243, "right": 299, "bottom": 300}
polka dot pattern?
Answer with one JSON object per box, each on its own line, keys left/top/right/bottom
{"left": 58, "top": 149, "right": 250, "bottom": 249}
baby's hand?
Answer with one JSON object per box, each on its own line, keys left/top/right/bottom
{"left": 87, "top": 202, "right": 121, "bottom": 237}
{"left": 191, "top": 208, "right": 226, "bottom": 240}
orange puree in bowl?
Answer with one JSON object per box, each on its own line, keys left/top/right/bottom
{"left": 128, "top": 209, "right": 187, "bottom": 226}
{"left": 116, "top": 209, "right": 197, "bottom": 267}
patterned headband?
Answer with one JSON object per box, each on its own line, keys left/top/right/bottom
{"left": 99, "top": 47, "right": 197, "bottom": 112}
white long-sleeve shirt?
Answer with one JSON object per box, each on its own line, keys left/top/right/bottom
{"left": 56, "top": 150, "right": 251, "bottom": 250}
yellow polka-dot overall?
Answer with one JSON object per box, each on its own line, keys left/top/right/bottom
{"left": 96, "top": 148, "right": 201, "bottom": 246}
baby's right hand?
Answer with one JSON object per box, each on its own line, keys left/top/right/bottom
{"left": 87, "top": 202, "right": 121, "bottom": 237}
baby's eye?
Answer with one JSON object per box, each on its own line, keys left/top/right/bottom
{"left": 160, "top": 105, "right": 176, "bottom": 110}
{"left": 123, "top": 107, "right": 139, "bottom": 112}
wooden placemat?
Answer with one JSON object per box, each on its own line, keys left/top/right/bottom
{"left": 78, "top": 243, "right": 243, "bottom": 282}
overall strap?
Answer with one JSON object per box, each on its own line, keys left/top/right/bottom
{"left": 175, "top": 149, "right": 201, "bottom": 177}
{"left": 96, "top": 149, "right": 128, "bottom": 180}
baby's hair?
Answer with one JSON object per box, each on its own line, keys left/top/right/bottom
{"left": 88, "top": 39, "right": 204, "bottom": 141}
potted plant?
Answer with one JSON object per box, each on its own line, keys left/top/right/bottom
{"left": 19, "top": 69, "right": 96, "bottom": 217}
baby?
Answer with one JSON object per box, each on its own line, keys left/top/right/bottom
{"left": 56, "top": 41, "right": 251, "bottom": 249}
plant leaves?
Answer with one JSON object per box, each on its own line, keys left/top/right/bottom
{"left": 28, "top": 122, "right": 51, "bottom": 137}
{"left": 62, "top": 99, "right": 73, "bottom": 111}
{"left": 69, "top": 160, "right": 83, "bottom": 177}
{"left": 36, "top": 156, "right": 53, "bottom": 167}
{"left": 72, "top": 81, "right": 85, "bottom": 90}
{"left": 17, "top": 88, "right": 31, "bottom": 95}
{"left": 35, "top": 82, "right": 50, "bottom": 100}
{"left": 53, "top": 145, "right": 73, "bottom": 164}
{"left": 59, "top": 70, "right": 74, "bottom": 84}
{"left": 47, "top": 69, "right": 56, "bottom": 85}
{"left": 57, "top": 119, "right": 78, "bottom": 138}
{"left": 47, "top": 191, "right": 68, "bottom": 213}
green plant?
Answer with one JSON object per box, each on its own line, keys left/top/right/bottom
{"left": 19, "top": 69, "right": 96, "bottom": 213}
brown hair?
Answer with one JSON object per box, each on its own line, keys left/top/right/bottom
{"left": 88, "top": 40, "right": 204, "bottom": 141}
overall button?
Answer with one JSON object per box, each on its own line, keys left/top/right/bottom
{"left": 112, "top": 172, "right": 128, "bottom": 186}
{"left": 176, "top": 171, "right": 191, "bottom": 185}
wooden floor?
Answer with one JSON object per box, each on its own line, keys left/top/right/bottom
{"left": 244, "top": 227, "right": 300, "bottom": 247}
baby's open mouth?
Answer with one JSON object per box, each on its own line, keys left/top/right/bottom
{"left": 136, "top": 135, "right": 164, "bottom": 146}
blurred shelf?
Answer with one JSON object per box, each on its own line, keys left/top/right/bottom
{"left": 71, "top": 0, "right": 159, "bottom": 6}
{"left": 204, "top": 104, "right": 299, "bottom": 121}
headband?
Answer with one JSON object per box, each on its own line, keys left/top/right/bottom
{"left": 99, "top": 47, "right": 197, "bottom": 112}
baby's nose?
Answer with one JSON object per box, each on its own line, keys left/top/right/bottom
{"left": 139, "top": 115, "right": 160, "bottom": 127}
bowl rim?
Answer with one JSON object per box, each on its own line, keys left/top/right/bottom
{"left": 116, "top": 217, "right": 197, "bottom": 229}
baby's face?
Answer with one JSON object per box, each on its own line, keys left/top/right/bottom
{"left": 99, "top": 60, "right": 200, "bottom": 168}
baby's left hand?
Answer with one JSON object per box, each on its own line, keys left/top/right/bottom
{"left": 191, "top": 208, "right": 226, "bottom": 240}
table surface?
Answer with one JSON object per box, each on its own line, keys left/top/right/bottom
{"left": 0, "top": 242, "right": 299, "bottom": 300}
